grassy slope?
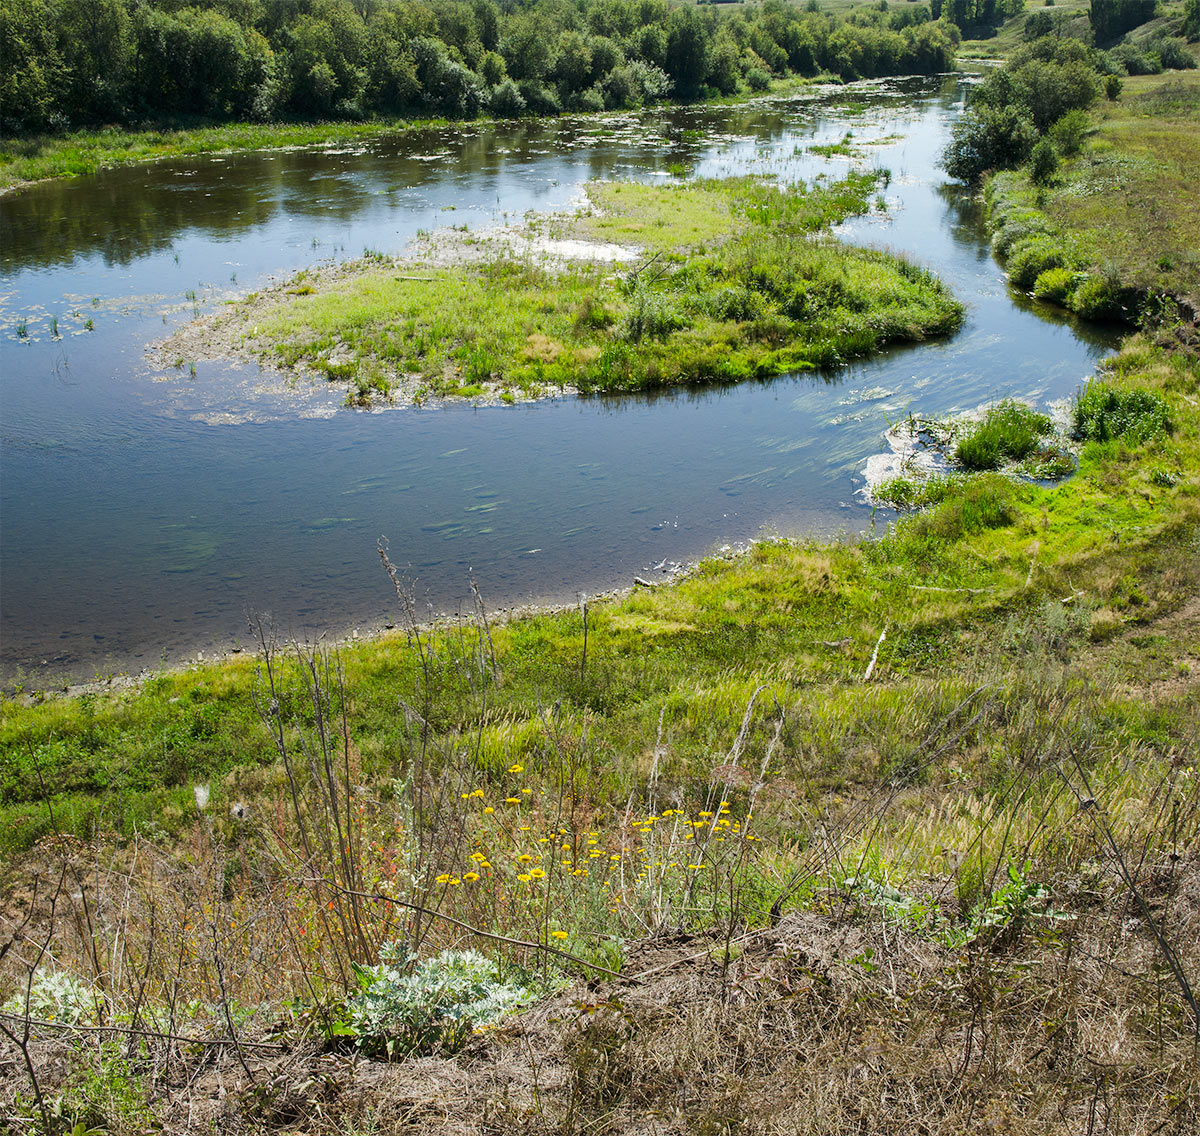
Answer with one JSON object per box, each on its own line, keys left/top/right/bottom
{"left": 1043, "top": 68, "right": 1200, "bottom": 311}
{"left": 983, "top": 65, "right": 1200, "bottom": 324}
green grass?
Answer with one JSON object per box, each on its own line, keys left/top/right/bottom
{"left": 986, "top": 69, "right": 1200, "bottom": 319}
{"left": 221, "top": 174, "right": 961, "bottom": 403}
{"left": 0, "top": 118, "right": 453, "bottom": 191}
{"left": 954, "top": 399, "right": 1054, "bottom": 470}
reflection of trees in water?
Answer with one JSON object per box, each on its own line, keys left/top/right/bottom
{"left": 934, "top": 182, "right": 1120, "bottom": 353}
{"left": 2, "top": 162, "right": 279, "bottom": 270}
{"left": 0, "top": 78, "right": 954, "bottom": 277}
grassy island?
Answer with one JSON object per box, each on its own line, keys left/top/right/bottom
{"left": 174, "top": 173, "right": 962, "bottom": 405}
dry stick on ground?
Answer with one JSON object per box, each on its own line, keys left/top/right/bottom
{"left": 0, "top": 1011, "right": 287, "bottom": 1052}
{"left": 0, "top": 868, "right": 68, "bottom": 1134}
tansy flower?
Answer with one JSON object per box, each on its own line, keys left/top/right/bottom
{"left": 505, "top": 797, "right": 520, "bottom": 804}
{"left": 518, "top": 853, "right": 534, "bottom": 862}
{"left": 470, "top": 852, "right": 486, "bottom": 862}
{"left": 529, "top": 868, "right": 546, "bottom": 879}
{"left": 552, "top": 930, "right": 569, "bottom": 940}
{"left": 436, "top": 873, "right": 452, "bottom": 884}
{"left": 509, "top": 764, "right": 524, "bottom": 773}
{"left": 517, "top": 873, "right": 532, "bottom": 883}
{"left": 483, "top": 807, "right": 495, "bottom": 815}
{"left": 472, "top": 789, "right": 485, "bottom": 798}
{"left": 463, "top": 871, "right": 480, "bottom": 882}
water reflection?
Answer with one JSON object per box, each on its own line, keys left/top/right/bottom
{"left": 0, "top": 77, "right": 1120, "bottom": 685}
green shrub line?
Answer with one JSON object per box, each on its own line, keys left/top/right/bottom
{"left": 985, "top": 174, "right": 1136, "bottom": 320}
{"left": 0, "top": 0, "right": 960, "bottom": 191}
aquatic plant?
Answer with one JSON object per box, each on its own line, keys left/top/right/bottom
{"left": 955, "top": 400, "right": 1054, "bottom": 470}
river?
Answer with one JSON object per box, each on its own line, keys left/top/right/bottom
{"left": 0, "top": 76, "right": 1119, "bottom": 686}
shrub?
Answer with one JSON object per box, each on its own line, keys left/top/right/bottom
{"left": 942, "top": 104, "right": 1038, "bottom": 183}
{"left": 1151, "top": 36, "right": 1198, "bottom": 71}
{"left": 1071, "top": 274, "right": 1122, "bottom": 320}
{"left": 1105, "top": 73, "right": 1123, "bottom": 99}
{"left": 1033, "top": 266, "right": 1078, "bottom": 303}
{"left": 955, "top": 400, "right": 1054, "bottom": 470}
{"left": 1186, "top": 0, "right": 1200, "bottom": 40}
{"left": 746, "top": 67, "right": 771, "bottom": 92}
{"left": 1111, "top": 44, "right": 1162, "bottom": 76}
{"left": 910, "top": 474, "right": 1019, "bottom": 540}
{"left": 1029, "top": 137, "right": 1059, "bottom": 184}
{"left": 1049, "top": 108, "right": 1091, "bottom": 155}
{"left": 489, "top": 79, "right": 526, "bottom": 118}
{"left": 1073, "top": 382, "right": 1172, "bottom": 443}
{"left": 1006, "top": 236, "right": 1070, "bottom": 290}
{"left": 617, "top": 281, "right": 685, "bottom": 342}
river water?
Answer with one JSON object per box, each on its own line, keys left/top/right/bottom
{"left": 0, "top": 76, "right": 1118, "bottom": 686}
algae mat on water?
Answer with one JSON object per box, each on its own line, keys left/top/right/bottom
{"left": 169, "top": 174, "right": 963, "bottom": 406}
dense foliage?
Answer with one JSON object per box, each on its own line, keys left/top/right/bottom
{"left": 0, "top": 0, "right": 958, "bottom": 133}
{"left": 1089, "top": 0, "right": 1156, "bottom": 43}
{"left": 929, "top": 0, "right": 1024, "bottom": 36}
{"left": 942, "top": 15, "right": 1195, "bottom": 185}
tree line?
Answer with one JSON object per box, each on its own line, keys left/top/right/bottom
{"left": 0, "top": 0, "right": 958, "bottom": 134}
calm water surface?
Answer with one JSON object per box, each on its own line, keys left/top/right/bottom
{"left": 0, "top": 77, "right": 1119, "bottom": 685}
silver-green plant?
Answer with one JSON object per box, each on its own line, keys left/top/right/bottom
{"left": 347, "top": 945, "right": 543, "bottom": 1060}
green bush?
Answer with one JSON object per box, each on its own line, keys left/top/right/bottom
{"left": 943, "top": 104, "right": 1038, "bottom": 183}
{"left": 1006, "top": 236, "right": 1071, "bottom": 290}
{"left": 1048, "top": 108, "right": 1091, "bottom": 155}
{"left": 1073, "top": 382, "right": 1172, "bottom": 443}
{"left": 746, "top": 67, "right": 771, "bottom": 92}
{"left": 1070, "top": 274, "right": 1122, "bottom": 320}
{"left": 1032, "top": 266, "right": 1078, "bottom": 303}
{"left": 955, "top": 400, "right": 1054, "bottom": 470}
{"left": 1029, "top": 137, "right": 1059, "bottom": 184}
{"left": 489, "top": 79, "right": 526, "bottom": 118}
